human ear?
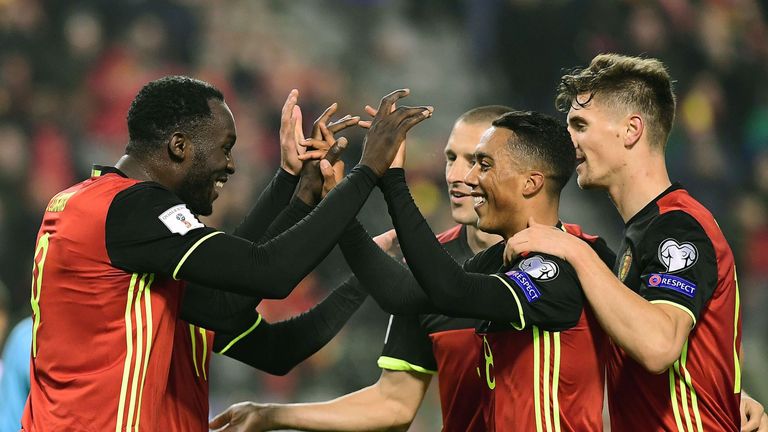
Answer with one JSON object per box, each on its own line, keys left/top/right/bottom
{"left": 523, "top": 171, "right": 545, "bottom": 196}
{"left": 168, "top": 132, "right": 188, "bottom": 161}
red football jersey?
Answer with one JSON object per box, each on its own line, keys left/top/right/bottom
{"left": 159, "top": 320, "right": 214, "bottom": 431}
{"left": 22, "top": 167, "right": 218, "bottom": 431}
{"left": 476, "top": 224, "right": 612, "bottom": 432}
{"left": 608, "top": 185, "right": 741, "bottom": 431}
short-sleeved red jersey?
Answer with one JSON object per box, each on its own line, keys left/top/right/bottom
{"left": 608, "top": 185, "right": 741, "bottom": 431}
{"left": 22, "top": 171, "right": 196, "bottom": 431}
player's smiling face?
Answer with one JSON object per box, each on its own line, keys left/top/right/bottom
{"left": 177, "top": 100, "right": 236, "bottom": 216}
{"left": 464, "top": 127, "right": 527, "bottom": 238}
{"left": 444, "top": 120, "right": 493, "bottom": 225}
{"left": 566, "top": 94, "right": 626, "bottom": 190}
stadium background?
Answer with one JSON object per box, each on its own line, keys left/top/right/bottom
{"left": 0, "top": 0, "right": 765, "bottom": 429}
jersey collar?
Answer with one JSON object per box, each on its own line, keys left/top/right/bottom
{"left": 91, "top": 165, "right": 128, "bottom": 178}
{"left": 625, "top": 182, "right": 685, "bottom": 226}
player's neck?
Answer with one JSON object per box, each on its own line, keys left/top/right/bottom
{"left": 608, "top": 154, "right": 672, "bottom": 223}
{"left": 115, "top": 154, "right": 157, "bottom": 182}
{"left": 466, "top": 225, "right": 502, "bottom": 254}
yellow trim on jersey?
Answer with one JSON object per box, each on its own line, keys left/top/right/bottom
{"left": 30, "top": 233, "right": 50, "bottom": 358}
{"left": 681, "top": 340, "right": 703, "bottom": 431}
{"left": 533, "top": 326, "right": 543, "bottom": 432}
{"left": 733, "top": 266, "right": 742, "bottom": 393}
{"left": 669, "top": 339, "right": 704, "bottom": 432}
{"left": 543, "top": 331, "right": 553, "bottom": 432}
{"left": 532, "top": 327, "right": 562, "bottom": 432}
{"left": 649, "top": 300, "right": 697, "bottom": 327}
{"left": 172, "top": 231, "right": 224, "bottom": 280}
{"left": 669, "top": 367, "right": 685, "bottom": 432}
{"left": 199, "top": 327, "right": 208, "bottom": 381}
{"left": 189, "top": 324, "right": 199, "bottom": 378}
{"left": 126, "top": 274, "right": 148, "bottom": 430}
{"left": 552, "top": 332, "right": 562, "bottom": 432}
{"left": 115, "top": 274, "right": 154, "bottom": 431}
{"left": 91, "top": 168, "right": 102, "bottom": 177}
{"left": 116, "top": 274, "right": 138, "bottom": 432}
{"left": 134, "top": 274, "right": 154, "bottom": 431}
{"left": 491, "top": 274, "right": 526, "bottom": 330}
{"left": 216, "top": 315, "right": 263, "bottom": 355}
{"left": 377, "top": 356, "right": 437, "bottom": 375}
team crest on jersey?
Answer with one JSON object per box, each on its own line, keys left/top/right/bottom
{"left": 519, "top": 255, "right": 559, "bottom": 281}
{"left": 159, "top": 204, "right": 204, "bottom": 235}
{"left": 617, "top": 248, "right": 632, "bottom": 282}
{"left": 658, "top": 238, "right": 698, "bottom": 273}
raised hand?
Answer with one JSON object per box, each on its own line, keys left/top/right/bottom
{"left": 298, "top": 103, "right": 359, "bottom": 161}
{"left": 359, "top": 89, "right": 433, "bottom": 176}
{"left": 279, "top": 89, "right": 304, "bottom": 175}
{"left": 294, "top": 137, "right": 349, "bottom": 206}
{"left": 359, "top": 104, "right": 406, "bottom": 169}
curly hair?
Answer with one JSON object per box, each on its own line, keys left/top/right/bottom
{"left": 126, "top": 76, "right": 224, "bottom": 155}
{"left": 556, "top": 53, "right": 676, "bottom": 149}
{"left": 492, "top": 110, "right": 575, "bottom": 194}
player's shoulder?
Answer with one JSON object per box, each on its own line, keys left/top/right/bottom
{"left": 436, "top": 224, "right": 463, "bottom": 245}
{"left": 562, "top": 222, "right": 615, "bottom": 268}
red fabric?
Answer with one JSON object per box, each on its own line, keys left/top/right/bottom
{"left": 607, "top": 189, "right": 741, "bottom": 432}
{"left": 22, "top": 174, "right": 185, "bottom": 431}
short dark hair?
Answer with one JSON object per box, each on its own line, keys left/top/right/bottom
{"left": 492, "top": 111, "right": 575, "bottom": 195}
{"left": 555, "top": 53, "right": 676, "bottom": 149}
{"left": 126, "top": 76, "right": 224, "bottom": 155}
{"left": 457, "top": 105, "right": 513, "bottom": 125}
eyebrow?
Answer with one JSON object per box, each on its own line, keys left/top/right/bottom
{"left": 474, "top": 151, "right": 492, "bottom": 160}
{"left": 567, "top": 115, "right": 587, "bottom": 126}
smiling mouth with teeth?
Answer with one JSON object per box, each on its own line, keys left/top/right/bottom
{"left": 473, "top": 196, "right": 486, "bottom": 207}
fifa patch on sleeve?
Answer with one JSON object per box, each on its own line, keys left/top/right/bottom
{"left": 158, "top": 204, "right": 205, "bottom": 235}
{"left": 645, "top": 273, "right": 697, "bottom": 298}
{"left": 504, "top": 270, "right": 541, "bottom": 303}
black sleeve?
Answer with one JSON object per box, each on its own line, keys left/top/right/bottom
{"left": 107, "top": 165, "right": 378, "bottom": 299}
{"left": 636, "top": 211, "right": 718, "bottom": 324}
{"left": 211, "top": 276, "right": 367, "bottom": 375}
{"left": 378, "top": 169, "right": 583, "bottom": 330}
{"left": 339, "top": 220, "right": 435, "bottom": 315}
{"left": 232, "top": 168, "right": 299, "bottom": 241}
{"left": 378, "top": 315, "right": 437, "bottom": 374}
{"left": 181, "top": 169, "right": 300, "bottom": 332}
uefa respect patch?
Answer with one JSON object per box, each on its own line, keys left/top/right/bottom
{"left": 504, "top": 270, "right": 542, "bottom": 303}
{"left": 645, "top": 273, "right": 697, "bottom": 298}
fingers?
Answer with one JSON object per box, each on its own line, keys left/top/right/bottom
{"left": 364, "top": 105, "right": 378, "bottom": 117}
{"left": 375, "top": 89, "right": 410, "bottom": 123}
{"left": 333, "top": 160, "right": 345, "bottom": 182}
{"left": 313, "top": 102, "right": 338, "bottom": 139}
{"left": 325, "top": 137, "right": 348, "bottom": 165}
{"left": 280, "top": 89, "right": 299, "bottom": 131}
{"left": 209, "top": 408, "right": 232, "bottom": 429}
{"left": 293, "top": 105, "right": 304, "bottom": 142}
{"left": 328, "top": 115, "right": 360, "bottom": 134}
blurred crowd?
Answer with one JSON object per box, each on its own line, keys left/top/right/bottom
{"left": 0, "top": 0, "right": 766, "bottom": 429}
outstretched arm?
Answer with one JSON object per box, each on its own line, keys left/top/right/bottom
{"left": 339, "top": 220, "right": 434, "bottom": 315}
{"left": 209, "top": 369, "right": 431, "bottom": 432}
{"left": 378, "top": 168, "right": 584, "bottom": 329}
{"left": 211, "top": 276, "right": 367, "bottom": 376}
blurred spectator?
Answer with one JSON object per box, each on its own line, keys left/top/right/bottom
{"left": 0, "top": 316, "right": 31, "bottom": 432}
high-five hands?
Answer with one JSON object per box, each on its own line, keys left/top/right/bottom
{"left": 359, "top": 104, "right": 406, "bottom": 169}
{"left": 359, "top": 89, "right": 432, "bottom": 177}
